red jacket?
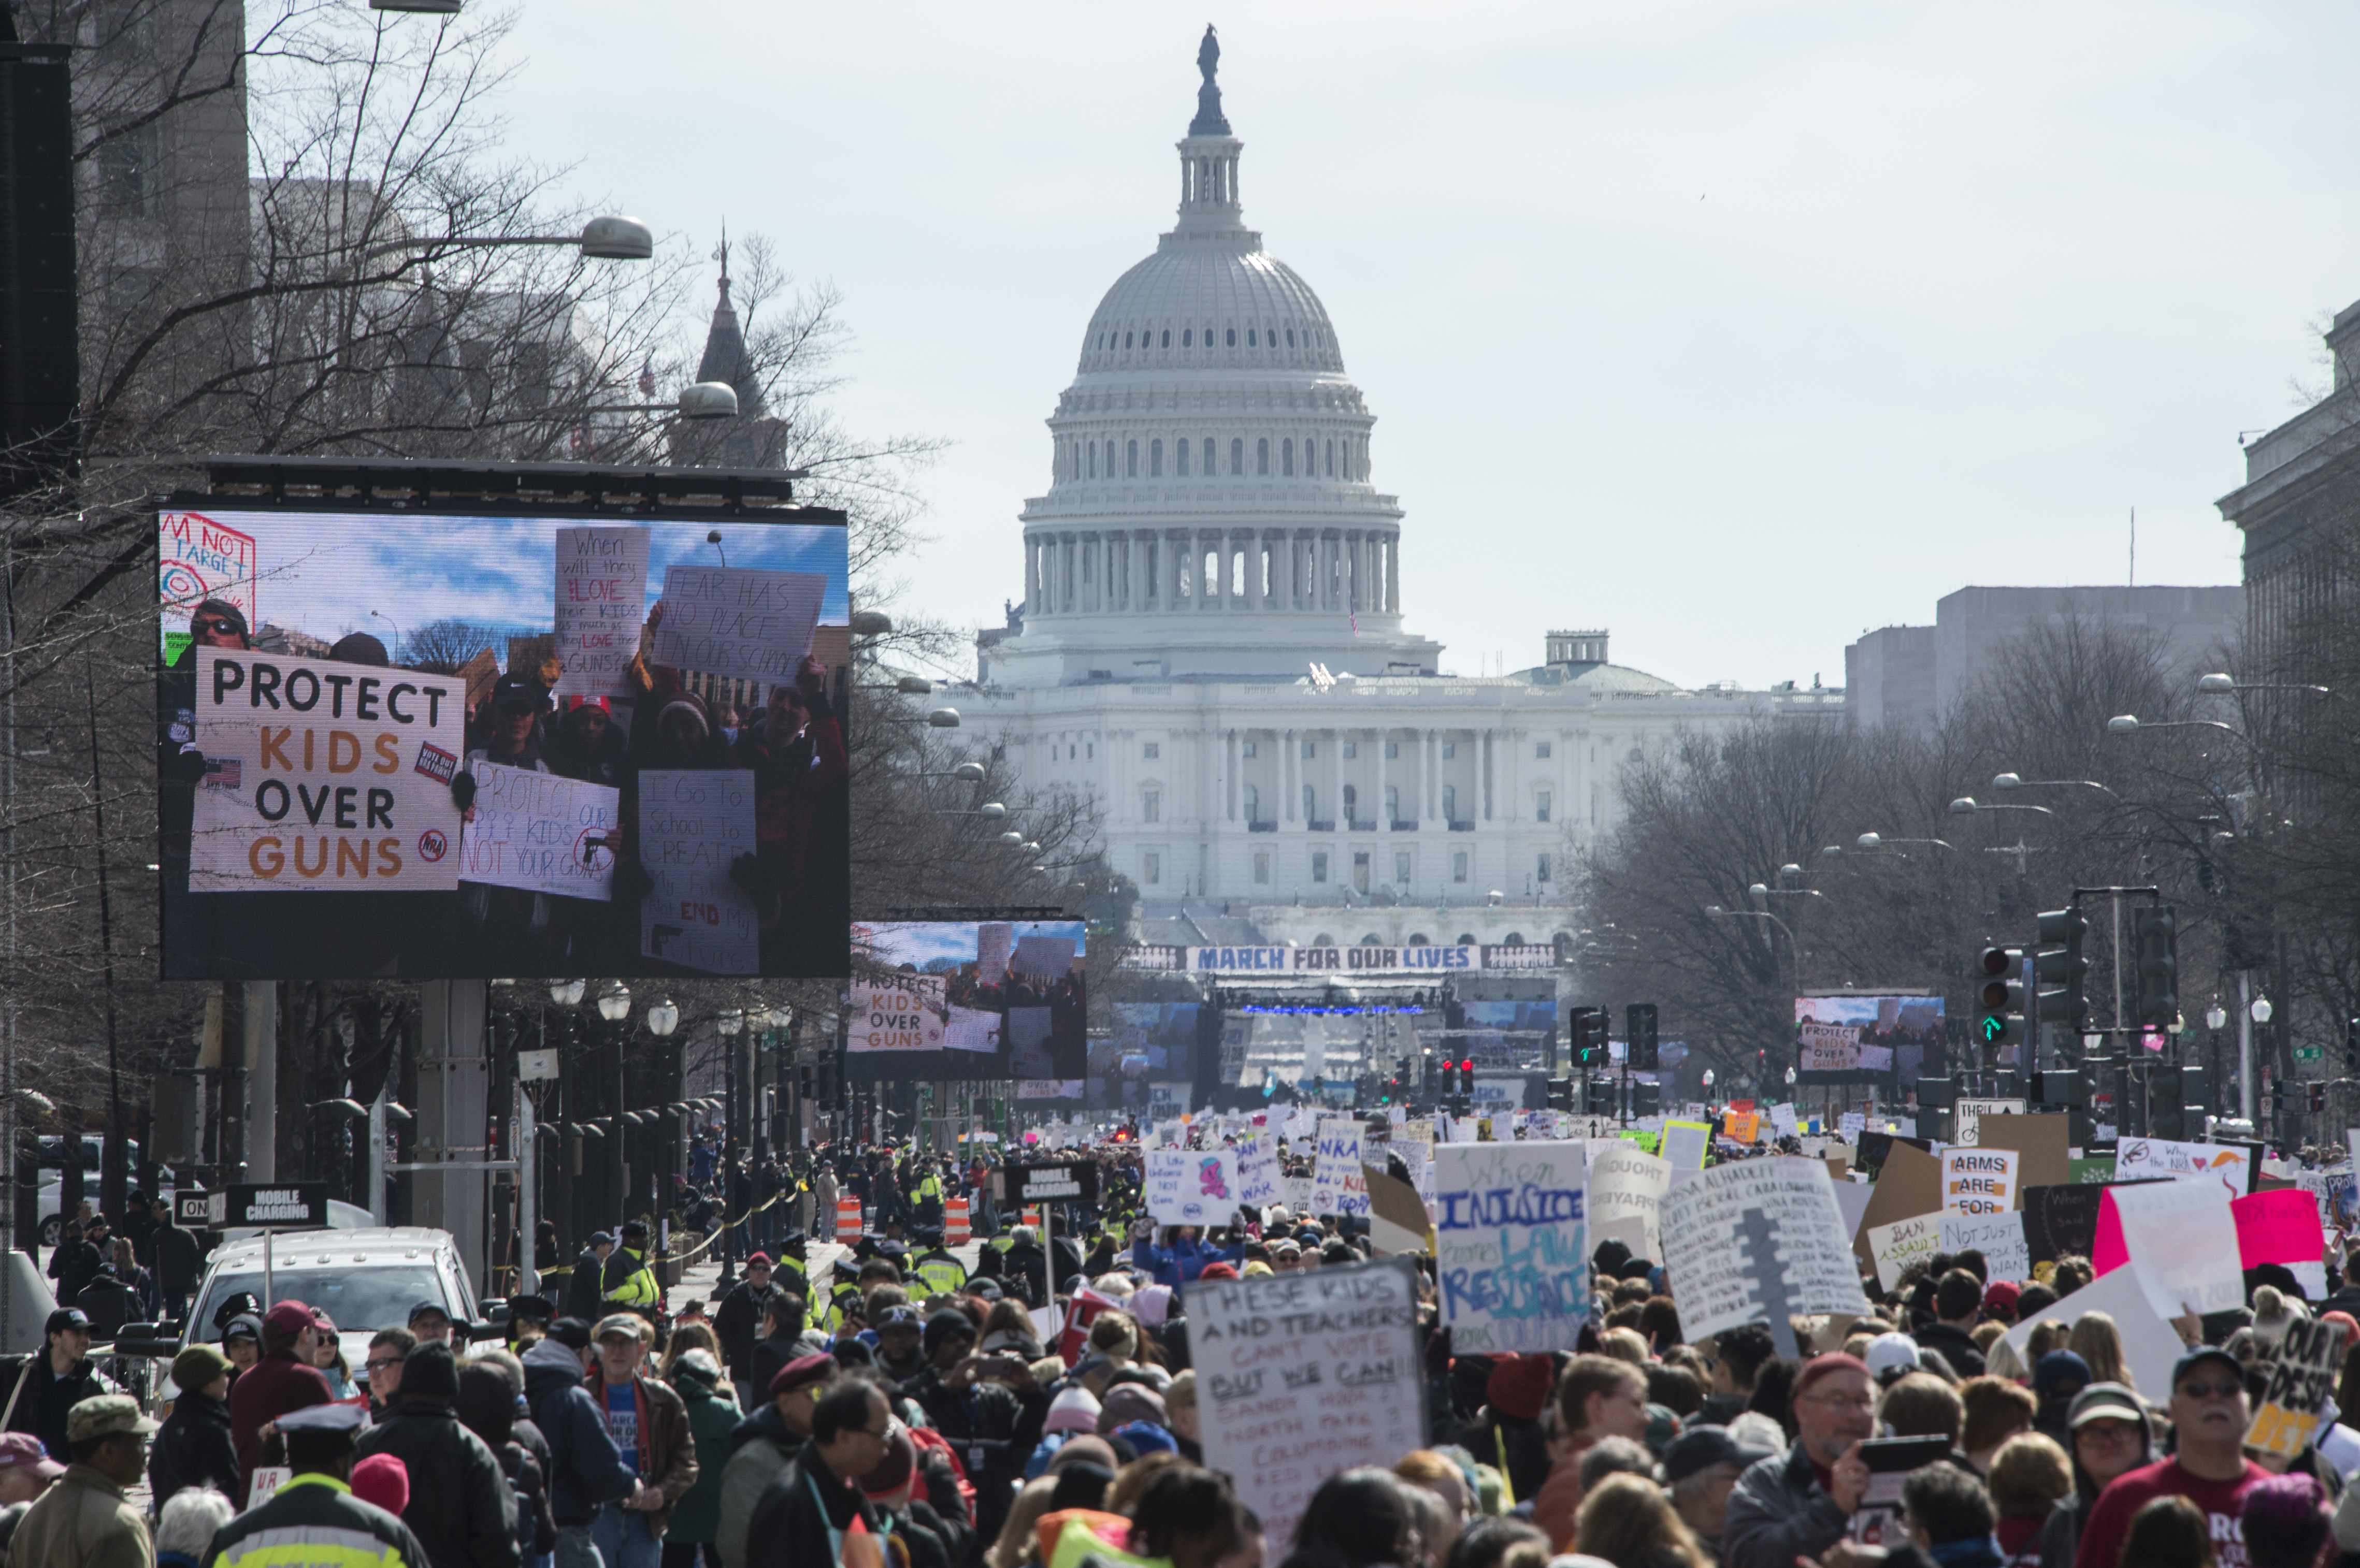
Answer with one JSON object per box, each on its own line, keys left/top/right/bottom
{"left": 225, "top": 1349, "right": 331, "bottom": 1488}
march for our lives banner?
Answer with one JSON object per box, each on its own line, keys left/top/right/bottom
{"left": 1432, "top": 1141, "right": 1589, "bottom": 1354}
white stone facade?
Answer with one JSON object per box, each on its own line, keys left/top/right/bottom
{"left": 966, "top": 42, "right": 1841, "bottom": 917}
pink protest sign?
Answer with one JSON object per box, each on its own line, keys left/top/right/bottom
{"left": 2232, "top": 1188, "right": 2326, "bottom": 1268}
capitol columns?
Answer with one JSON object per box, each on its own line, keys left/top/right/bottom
{"left": 1386, "top": 532, "right": 1401, "bottom": 614}
{"left": 1418, "top": 727, "right": 1434, "bottom": 823}
{"left": 1225, "top": 730, "right": 1240, "bottom": 820}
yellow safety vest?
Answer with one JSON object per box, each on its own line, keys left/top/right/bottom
{"left": 915, "top": 1252, "right": 967, "bottom": 1298}
{"left": 603, "top": 1248, "right": 659, "bottom": 1308}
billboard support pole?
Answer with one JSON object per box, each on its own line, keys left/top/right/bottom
{"left": 367, "top": 1089, "right": 387, "bottom": 1225}
{"left": 516, "top": 1082, "right": 538, "bottom": 1298}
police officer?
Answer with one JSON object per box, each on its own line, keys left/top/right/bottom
{"left": 599, "top": 1219, "right": 663, "bottom": 1326}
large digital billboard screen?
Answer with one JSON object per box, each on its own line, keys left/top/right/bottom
{"left": 157, "top": 499, "right": 850, "bottom": 979}
{"left": 1794, "top": 993, "right": 1946, "bottom": 1085}
{"left": 845, "top": 920, "right": 1087, "bottom": 1083}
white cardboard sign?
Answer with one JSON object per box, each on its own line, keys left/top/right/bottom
{"left": 1312, "top": 1119, "right": 1369, "bottom": 1217}
{"left": 1147, "top": 1148, "right": 1240, "bottom": 1226}
{"left": 1866, "top": 1214, "right": 1941, "bottom": 1293}
{"left": 457, "top": 762, "right": 619, "bottom": 901}
{"left": 636, "top": 768, "right": 758, "bottom": 974}
{"left": 1659, "top": 1158, "right": 1870, "bottom": 1348}
{"left": 1941, "top": 1147, "right": 2018, "bottom": 1214}
{"left": 1432, "top": 1140, "right": 1590, "bottom": 1355}
{"left": 1939, "top": 1210, "right": 2031, "bottom": 1284}
{"left": 2109, "top": 1176, "right": 2244, "bottom": 1319}
{"left": 552, "top": 526, "right": 649, "bottom": 697}
{"left": 650, "top": 564, "right": 827, "bottom": 688}
{"left": 1587, "top": 1144, "right": 1672, "bottom": 1259}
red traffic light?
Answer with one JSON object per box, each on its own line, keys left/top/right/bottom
{"left": 1459, "top": 1059, "right": 1473, "bottom": 1073}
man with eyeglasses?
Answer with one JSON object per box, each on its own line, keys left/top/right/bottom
{"left": 1725, "top": 1352, "right": 1879, "bottom": 1568}
{"left": 716, "top": 1353, "right": 833, "bottom": 1568}
{"left": 2072, "top": 1347, "right": 2265, "bottom": 1568}
{"left": 743, "top": 1381, "right": 889, "bottom": 1568}
{"left": 365, "top": 1328, "right": 414, "bottom": 1419}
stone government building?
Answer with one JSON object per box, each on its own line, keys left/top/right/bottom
{"left": 963, "top": 32, "right": 1842, "bottom": 947}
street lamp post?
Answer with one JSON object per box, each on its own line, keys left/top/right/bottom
{"left": 2244, "top": 984, "right": 2271, "bottom": 1125}
{"left": 596, "top": 981, "right": 631, "bottom": 1233}
{"left": 716, "top": 1009, "right": 744, "bottom": 1288}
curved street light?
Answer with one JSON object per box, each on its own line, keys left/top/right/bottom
{"left": 360, "top": 215, "right": 656, "bottom": 264}
{"left": 1949, "top": 796, "right": 2054, "bottom": 818}
{"left": 1992, "top": 773, "right": 2119, "bottom": 798}
{"left": 2105, "top": 715, "right": 2237, "bottom": 736}
{"left": 1851, "top": 832, "right": 1955, "bottom": 852}
{"left": 2198, "top": 673, "right": 2333, "bottom": 698}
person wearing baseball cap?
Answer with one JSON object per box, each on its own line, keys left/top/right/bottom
{"left": 226, "top": 1299, "right": 333, "bottom": 1490}
{"left": 149, "top": 1343, "right": 238, "bottom": 1511}
{"left": 7, "top": 1309, "right": 107, "bottom": 1465}
{"left": 206, "top": 1402, "right": 435, "bottom": 1568}
{"left": 2071, "top": 1350, "right": 2260, "bottom": 1568}
{"left": 1724, "top": 1353, "right": 1878, "bottom": 1568}
{"left": 2038, "top": 1382, "right": 2154, "bottom": 1568}
{"left": 1665, "top": 1425, "right": 1779, "bottom": 1561}
{"left": 407, "top": 1299, "right": 454, "bottom": 1344}
{"left": 8, "top": 1394, "right": 154, "bottom": 1565}
{"left": 714, "top": 1353, "right": 836, "bottom": 1568}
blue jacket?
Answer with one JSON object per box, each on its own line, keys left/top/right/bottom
{"left": 520, "top": 1339, "right": 635, "bottom": 1526}
{"left": 1129, "top": 1235, "right": 1234, "bottom": 1289}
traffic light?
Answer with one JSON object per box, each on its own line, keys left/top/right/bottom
{"left": 1631, "top": 1082, "right": 1662, "bottom": 1117}
{"left": 1459, "top": 1058, "right": 1477, "bottom": 1099}
{"left": 1546, "top": 1078, "right": 1574, "bottom": 1111}
{"left": 1585, "top": 1079, "right": 1615, "bottom": 1116}
{"left": 2270, "top": 1079, "right": 2289, "bottom": 1114}
{"left": 1581, "top": 1009, "right": 1609, "bottom": 1065}
{"left": 1627, "top": 1004, "right": 1660, "bottom": 1071}
{"left": 2132, "top": 905, "right": 2178, "bottom": 1029}
{"left": 1569, "top": 1008, "right": 1601, "bottom": 1068}
{"left": 2148, "top": 1066, "right": 2188, "bottom": 1139}
{"left": 2345, "top": 1018, "right": 2358, "bottom": 1075}
{"left": 2310, "top": 1081, "right": 2328, "bottom": 1113}
{"left": 2035, "top": 907, "right": 2091, "bottom": 1035}
{"left": 1975, "top": 946, "right": 2025, "bottom": 1057}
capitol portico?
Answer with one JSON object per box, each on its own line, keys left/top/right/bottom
{"left": 965, "top": 31, "right": 1841, "bottom": 933}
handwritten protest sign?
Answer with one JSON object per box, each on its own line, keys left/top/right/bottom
{"left": 553, "top": 526, "right": 649, "bottom": 697}
{"left": 159, "top": 511, "right": 257, "bottom": 656}
{"left": 1588, "top": 1144, "right": 1671, "bottom": 1259}
{"left": 943, "top": 1005, "right": 1000, "bottom": 1053}
{"left": 2022, "top": 1183, "right": 2124, "bottom": 1264}
{"left": 1722, "top": 1111, "right": 1762, "bottom": 1145}
{"left": 2106, "top": 1177, "right": 2244, "bottom": 1318}
{"left": 636, "top": 769, "right": 758, "bottom": 974}
{"left": 1006, "top": 1007, "right": 1055, "bottom": 1076}
{"left": 1942, "top": 1148, "right": 2019, "bottom": 1214}
{"left": 457, "top": 763, "right": 618, "bottom": 901}
{"left": 1951, "top": 1098, "right": 2026, "bottom": 1148}
{"left": 1940, "top": 1211, "right": 2030, "bottom": 1283}
{"left": 1147, "top": 1148, "right": 1240, "bottom": 1225}
{"left": 188, "top": 648, "right": 467, "bottom": 892}
{"left": 651, "top": 564, "right": 826, "bottom": 688}
{"left": 1309, "top": 1120, "right": 1368, "bottom": 1217}
{"left": 1866, "top": 1214, "right": 1941, "bottom": 1293}
{"left": 1797, "top": 1020, "right": 1860, "bottom": 1073}
{"left": 1661, "top": 1158, "right": 1869, "bottom": 1358}
{"left": 2248, "top": 1316, "right": 2347, "bottom": 1459}
{"left": 1660, "top": 1121, "right": 1711, "bottom": 1169}
{"left": 1010, "top": 934, "right": 1076, "bottom": 980}
{"left": 2114, "top": 1136, "right": 2251, "bottom": 1200}
{"left": 1431, "top": 1141, "right": 1589, "bottom": 1354}
{"left": 1195, "top": 1258, "right": 1425, "bottom": 1567}
{"left": 847, "top": 977, "right": 946, "bottom": 1052}
{"left": 1235, "top": 1131, "right": 1280, "bottom": 1207}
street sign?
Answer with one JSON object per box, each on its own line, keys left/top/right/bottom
{"left": 998, "top": 1161, "right": 1099, "bottom": 1207}
{"left": 2294, "top": 1047, "right": 2323, "bottom": 1063}
{"left": 180, "top": 1183, "right": 329, "bottom": 1230}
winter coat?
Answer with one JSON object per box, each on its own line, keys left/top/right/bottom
{"left": 713, "top": 1280, "right": 784, "bottom": 1376}
{"left": 151, "top": 1218, "right": 203, "bottom": 1295}
{"left": 353, "top": 1398, "right": 522, "bottom": 1568}
{"left": 4, "top": 1354, "right": 112, "bottom": 1464}
{"left": 2037, "top": 1383, "right": 2156, "bottom": 1568}
{"left": 226, "top": 1347, "right": 332, "bottom": 1484}
{"left": 743, "top": 1445, "right": 882, "bottom": 1568}
{"left": 6, "top": 1462, "right": 150, "bottom": 1568}
{"left": 716, "top": 1402, "right": 801, "bottom": 1568}
{"left": 1724, "top": 1441, "right": 1849, "bottom": 1568}
{"left": 1916, "top": 1320, "right": 1988, "bottom": 1380}
{"left": 583, "top": 1369, "right": 697, "bottom": 1536}
{"left": 520, "top": 1339, "right": 635, "bottom": 1527}
{"left": 664, "top": 1359, "right": 742, "bottom": 1545}
{"left": 148, "top": 1386, "right": 240, "bottom": 1509}
{"left": 563, "top": 1249, "right": 608, "bottom": 1323}
{"left": 203, "top": 1471, "right": 434, "bottom": 1568}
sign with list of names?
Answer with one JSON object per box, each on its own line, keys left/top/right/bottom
{"left": 637, "top": 769, "right": 758, "bottom": 974}
{"left": 1194, "top": 1257, "right": 1426, "bottom": 1567}
{"left": 1432, "top": 1141, "right": 1590, "bottom": 1355}
{"left": 1660, "top": 1158, "right": 1870, "bottom": 1357}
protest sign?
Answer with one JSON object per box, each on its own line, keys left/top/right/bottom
{"left": 1830, "top": 1179, "right": 1874, "bottom": 1242}
{"left": 1588, "top": 1144, "right": 1672, "bottom": 1258}
{"left": 1840, "top": 1112, "right": 1866, "bottom": 1140}
{"left": 1235, "top": 1131, "right": 1280, "bottom": 1207}
{"left": 1011, "top": 934, "right": 1077, "bottom": 980}
{"left": 1994, "top": 1265, "right": 2183, "bottom": 1395}
{"left": 188, "top": 648, "right": 468, "bottom": 893}
{"left": 976, "top": 923, "right": 1013, "bottom": 984}
{"left": 2021, "top": 1182, "right": 2136, "bottom": 1264}
{"left": 1950, "top": 1098, "right": 2026, "bottom": 1148}
{"left": 1393, "top": 1138, "right": 1433, "bottom": 1201}
{"left": 2248, "top": 1316, "right": 2347, "bottom": 1459}
{"left": 1866, "top": 1214, "right": 1940, "bottom": 1293}
{"left": 2113, "top": 1137, "right": 2251, "bottom": 1200}
{"left": 1662, "top": 1158, "right": 1870, "bottom": 1358}
{"left": 1722, "top": 1111, "right": 1762, "bottom": 1145}
{"left": 1282, "top": 1175, "right": 1315, "bottom": 1216}
{"left": 1006, "top": 1007, "right": 1055, "bottom": 1076}
{"left": 1195, "top": 1257, "right": 1426, "bottom": 1567}
{"left": 1852, "top": 1140, "right": 1944, "bottom": 1274}
{"left": 552, "top": 526, "right": 649, "bottom": 698}
{"left": 2233, "top": 1188, "right": 2331, "bottom": 1298}
{"left": 1940, "top": 1211, "right": 2031, "bottom": 1283}
{"left": 1432, "top": 1141, "right": 1590, "bottom": 1355}
{"left": 1660, "top": 1120, "right": 1710, "bottom": 1169}
{"left": 847, "top": 977, "right": 946, "bottom": 1052}
{"left": 160, "top": 510, "right": 257, "bottom": 658}
{"left": 457, "top": 762, "right": 619, "bottom": 901}
{"left": 1972, "top": 1113, "right": 2071, "bottom": 1193}
{"left": 1941, "top": 1148, "right": 2019, "bottom": 1214}
{"left": 943, "top": 1006, "right": 1001, "bottom": 1053}
{"left": 637, "top": 769, "right": 758, "bottom": 974}
{"left": 1147, "top": 1148, "right": 1240, "bottom": 1225}
{"left": 650, "top": 563, "right": 827, "bottom": 687}
{"left": 1798, "top": 1020, "right": 1861, "bottom": 1073}
{"left": 1311, "top": 1120, "right": 1369, "bottom": 1217}
{"left": 2105, "top": 1177, "right": 2244, "bottom": 1318}
{"left": 1366, "top": 1165, "right": 1431, "bottom": 1257}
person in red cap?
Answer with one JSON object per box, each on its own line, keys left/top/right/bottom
{"left": 1724, "top": 1353, "right": 1877, "bottom": 1568}
{"left": 1460, "top": 1353, "right": 1556, "bottom": 1503}
{"left": 1983, "top": 1280, "right": 2023, "bottom": 1327}
{"left": 1195, "top": 1261, "right": 1239, "bottom": 1283}
{"left": 226, "top": 1299, "right": 333, "bottom": 1489}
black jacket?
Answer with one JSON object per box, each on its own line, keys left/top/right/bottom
{"left": 904, "top": 1371, "right": 1044, "bottom": 1540}
{"left": 354, "top": 1399, "right": 522, "bottom": 1568}
{"left": 153, "top": 1217, "right": 204, "bottom": 1295}
{"left": 745, "top": 1446, "right": 881, "bottom": 1568}
{"left": 47, "top": 1238, "right": 102, "bottom": 1306}
{"left": 4, "top": 1354, "right": 109, "bottom": 1463}
{"left": 714, "top": 1279, "right": 784, "bottom": 1374}
{"left": 150, "top": 1387, "right": 240, "bottom": 1509}
{"left": 563, "top": 1250, "right": 607, "bottom": 1323}
{"left": 747, "top": 1330, "right": 805, "bottom": 1400}
{"left": 1916, "top": 1321, "right": 1987, "bottom": 1380}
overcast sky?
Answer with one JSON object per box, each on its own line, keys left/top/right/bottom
{"left": 497, "top": 3, "right": 2360, "bottom": 691}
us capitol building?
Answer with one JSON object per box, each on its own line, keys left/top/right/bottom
{"left": 963, "top": 31, "right": 1840, "bottom": 948}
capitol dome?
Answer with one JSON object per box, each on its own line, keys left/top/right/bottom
{"left": 988, "top": 26, "right": 1441, "bottom": 690}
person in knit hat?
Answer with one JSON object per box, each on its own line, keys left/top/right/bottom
{"left": 150, "top": 1343, "right": 238, "bottom": 1509}
{"left": 1459, "top": 1353, "right": 1555, "bottom": 1504}
{"left": 1724, "top": 1353, "right": 1878, "bottom": 1568}
{"left": 354, "top": 1339, "right": 521, "bottom": 1568}
{"left": 350, "top": 1451, "right": 410, "bottom": 1517}
{"left": 1095, "top": 1384, "right": 1167, "bottom": 1436}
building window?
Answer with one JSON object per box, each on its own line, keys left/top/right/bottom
{"left": 1248, "top": 328, "right": 1258, "bottom": 346}
{"left": 1105, "top": 441, "right": 1115, "bottom": 476}
{"left": 1160, "top": 329, "right": 1170, "bottom": 347}
{"left": 1342, "top": 786, "right": 1358, "bottom": 821}
{"left": 1385, "top": 741, "right": 1398, "bottom": 759}
{"left": 1124, "top": 331, "right": 1133, "bottom": 349}
{"left": 1231, "top": 437, "right": 1245, "bottom": 475}
{"left": 1143, "top": 791, "right": 1160, "bottom": 822}
{"left": 1176, "top": 439, "right": 1189, "bottom": 477}
{"left": 1303, "top": 785, "right": 1316, "bottom": 820}
{"left": 1327, "top": 439, "right": 1335, "bottom": 476}
{"left": 1069, "top": 744, "right": 1077, "bottom": 759}
{"left": 1385, "top": 785, "right": 1399, "bottom": 822}
{"left": 1352, "top": 852, "right": 1371, "bottom": 894}
{"left": 1443, "top": 785, "right": 1458, "bottom": 821}
{"left": 1087, "top": 743, "right": 1095, "bottom": 759}
{"left": 1301, "top": 740, "right": 1315, "bottom": 758}
{"left": 1144, "top": 851, "right": 1161, "bottom": 884}
{"left": 1442, "top": 742, "right": 1456, "bottom": 759}
{"left": 1537, "top": 853, "right": 1553, "bottom": 882}
{"left": 1150, "top": 438, "right": 1163, "bottom": 477}
{"left": 1087, "top": 443, "right": 1097, "bottom": 478}
{"left": 1453, "top": 851, "right": 1469, "bottom": 883}
{"left": 1226, "top": 327, "right": 1236, "bottom": 347}
{"left": 1395, "top": 851, "right": 1411, "bottom": 883}
{"left": 1536, "top": 742, "right": 1551, "bottom": 759}
{"left": 1127, "top": 440, "right": 1139, "bottom": 477}
{"left": 1342, "top": 742, "right": 1357, "bottom": 759}
{"left": 1203, "top": 438, "right": 1216, "bottom": 474}
{"left": 1535, "top": 790, "right": 1551, "bottom": 822}
{"left": 1257, "top": 438, "right": 1270, "bottom": 475}
{"left": 1183, "top": 328, "right": 1193, "bottom": 347}
{"left": 1312, "top": 851, "right": 1329, "bottom": 882}
{"left": 1243, "top": 785, "right": 1259, "bottom": 821}
{"left": 1143, "top": 742, "right": 1159, "bottom": 759}
{"left": 1241, "top": 741, "right": 1257, "bottom": 758}
{"left": 1283, "top": 438, "right": 1294, "bottom": 477}
{"left": 1254, "top": 851, "right": 1270, "bottom": 883}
